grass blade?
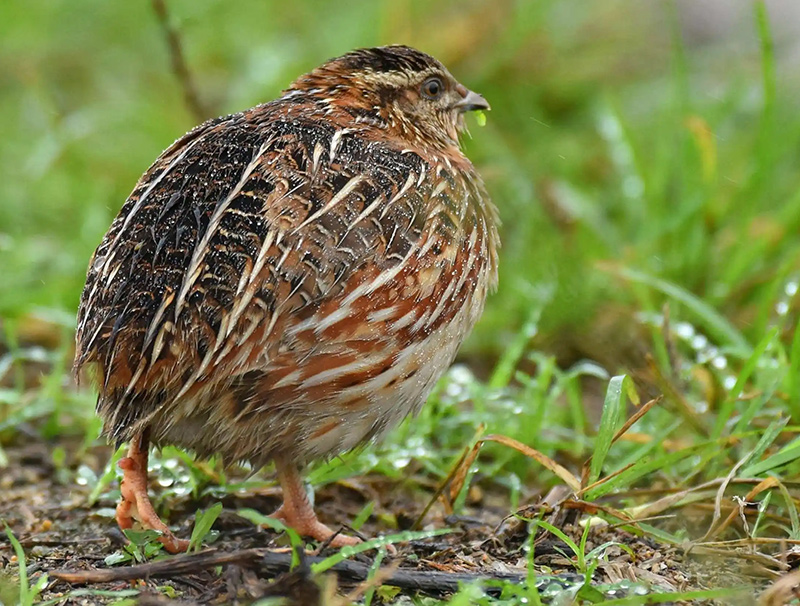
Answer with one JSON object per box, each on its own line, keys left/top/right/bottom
{"left": 588, "top": 375, "right": 633, "bottom": 486}
{"left": 4, "top": 524, "right": 29, "bottom": 606}
{"left": 482, "top": 434, "right": 581, "bottom": 492}
{"left": 236, "top": 508, "right": 304, "bottom": 567}
{"left": 597, "top": 587, "right": 751, "bottom": 604}
{"left": 488, "top": 287, "right": 552, "bottom": 389}
{"left": 713, "top": 327, "right": 778, "bottom": 439}
{"left": 787, "top": 322, "right": 800, "bottom": 421}
{"left": 586, "top": 442, "right": 712, "bottom": 501}
{"left": 311, "top": 528, "right": 452, "bottom": 574}
{"left": 738, "top": 417, "right": 788, "bottom": 473}
{"left": 609, "top": 265, "right": 751, "bottom": 354}
{"left": 188, "top": 502, "right": 222, "bottom": 552}
{"left": 740, "top": 436, "right": 800, "bottom": 477}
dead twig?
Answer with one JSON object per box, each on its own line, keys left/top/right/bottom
{"left": 50, "top": 549, "right": 260, "bottom": 584}
{"left": 50, "top": 548, "right": 527, "bottom": 597}
{"left": 150, "top": 0, "right": 208, "bottom": 122}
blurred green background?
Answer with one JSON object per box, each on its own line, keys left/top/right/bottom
{"left": 2, "top": 0, "right": 800, "bottom": 376}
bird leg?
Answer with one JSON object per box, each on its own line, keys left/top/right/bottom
{"left": 116, "top": 433, "right": 189, "bottom": 554}
{"left": 270, "top": 459, "right": 360, "bottom": 547}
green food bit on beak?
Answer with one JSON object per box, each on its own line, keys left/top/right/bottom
{"left": 474, "top": 110, "right": 487, "bottom": 127}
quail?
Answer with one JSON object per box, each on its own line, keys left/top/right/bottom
{"left": 75, "top": 45, "right": 499, "bottom": 552}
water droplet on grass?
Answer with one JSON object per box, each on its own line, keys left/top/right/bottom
{"left": 392, "top": 457, "right": 410, "bottom": 469}
{"left": 675, "top": 322, "right": 695, "bottom": 339}
{"left": 691, "top": 334, "right": 708, "bottom": 350}
{"left": 712, "top": 356, "right": 727, "bottom": 370}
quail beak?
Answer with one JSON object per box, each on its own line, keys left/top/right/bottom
{"left": 454, "top": 89, "right": 491, "bottom": 113}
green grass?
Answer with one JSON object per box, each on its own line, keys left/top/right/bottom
{"left": 3, "top": 1, "right": 800, "bottom": 604}
{"left": 2, "top": 525, "right": 49, "bottom": 606}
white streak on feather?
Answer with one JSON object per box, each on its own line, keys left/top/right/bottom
{"left": 372, "top": 172, "right": 415, "bottom": 221}
{"left": 273, "top": 369, "right": 302, "bottom": 389}
{"left": 411, "top": 309, "right": 432, "bottom": 334}
{"left": 122, "top": 359, "right": 147, "bottom": 399}
{"left": 311, "top": 142, "right": 325, "bottom": 176}
{"left": 293, "top": 174, "right": 365, "bottom": 232}
{"left": 302, "top": 354, "right": 386, "bottom": 388}
{"left": 175, "top": 342, "right": 215, "bottom": 400}
{"left": 385, "top": 222, "right": 400, "bottom": 251}
{"left": 329, "top": 128, "right": 352, "bottom": 162}
{"left": 312, "top": 305, "right": 352, "bottom": 334}
{"left": 274, "top": 245, "right": 292, "bottom": 271}
{"left": 236, "top": 315, "right": 263, "bottom": 346}
{"left": 367, "top": 305, "right": 399, "bottom": 323}
{"left": 416, "top": 166, "right": 427, "bottom": 187}
{"left": 149, "top": 322, "right": 172, "bottom": 366}
{"left": 174, "top": 139, "right": 272, "bottom": 319}
{"left": 392, "top": 307, "right": 418, "bottom": 330}
{"left": 142, "top": 290, "right": 176, "bottom": 350}
{"left": 78, "top": 260, "right": 124, "bottom": 355}
{"left": 417, "top": 235, "right": 438, "bottom": 258}
{"left": 430, "top": 179, "right": 448, "bottom": 199}
{"left": 425, "top": 270, "right": 459, "bottom": 328}
{"left": 338, "top": 237, "right": 420, "bottom": 309}
{"left": 452, "top": 229, "right": 479, "bottom": 296}
{"left": 342, "top": 262, "right": 402, "bottom": 305}
{"left": 225, "top": 229, "right": 277, "bottom": 340}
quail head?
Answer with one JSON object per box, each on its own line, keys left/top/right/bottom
{"left": 75, "top": 45, "right": 499, "bottom": 552}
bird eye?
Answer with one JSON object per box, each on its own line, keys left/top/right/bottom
{"left": 420, "top": 77, "right": 444, "bottom": 100}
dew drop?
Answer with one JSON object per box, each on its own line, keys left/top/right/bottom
{"left": 392, "top": 457, "right": 411, "bottom": 469}
{"left": 691, "top": 334, "right": 708, "bottom": 350}
{"left": 675, "top": 322, "right": 695, "bottom": 340}
{"left": 712, "top": 356, "right": 727, "bottom": 370}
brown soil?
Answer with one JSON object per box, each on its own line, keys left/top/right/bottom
{"left": 0, "top": 437, "right": 766, "bottom": 605}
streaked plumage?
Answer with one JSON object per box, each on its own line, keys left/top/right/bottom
{"left": 75, "top": 45, "right": 499, "bottom": 551}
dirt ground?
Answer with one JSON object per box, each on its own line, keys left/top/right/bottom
{"left": 0, "top": 437, "right": 765, "bottom": 605}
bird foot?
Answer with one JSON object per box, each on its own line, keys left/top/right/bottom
{"left": 269, "top": 504, "right": 361, "bottom": 548}
{"left": 116, "top": 451, "right": 189, "bottom": 554}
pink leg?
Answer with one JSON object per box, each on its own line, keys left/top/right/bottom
{"left": 115, "top": 435, "right": 189, "bottom": 554}
{"left": 270, "top": 459, "right": 360, "bottom": 547}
